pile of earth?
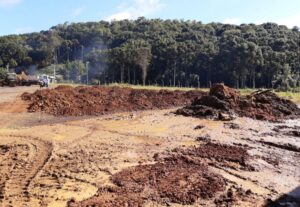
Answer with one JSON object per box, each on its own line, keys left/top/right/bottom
{"left": 21, "top": 86, "right": 205, "bottom": 116}
{"left": 69, "top": 143, "right": 250, "bottom": 207}
{"left": 167, "top": 142, "right": 249, "bottom": 167}
{"left": 176, "top": 83, "right": 300, "bottom": 122}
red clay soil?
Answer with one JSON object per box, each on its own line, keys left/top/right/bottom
{"left": 173, "top": 142, "right": 249, "bottom": 167}
{"left": 176, "top": 83, "right": 300, "bottom": 122}
{"left": 21, "top": 86, "right": 205, "bottom": 116}
{"left": 70, "top": 157, "right": 225, "bottom": 207}
{"left": 69, "top": 143, "right": 250, "bottom": 207}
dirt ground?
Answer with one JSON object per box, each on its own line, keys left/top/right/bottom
{"left": 0, "top": 86, "right": 299, "bottom": 207}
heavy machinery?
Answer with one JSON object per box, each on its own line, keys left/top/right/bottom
{"left": 0, "top": 72, "right": 41, "bottom": 87}
{"left": 0, "top": 73, "right": 18, "bottom": 87}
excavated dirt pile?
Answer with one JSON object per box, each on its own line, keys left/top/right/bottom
{"left": 171, "top": 142, "right": 249, "bottom": 167}
{"left": 176, "top": 83, "right": 300, "bottom": 121}
{"left": 70, "top": 143, "right": 250, "bottom": 207}
{"left": 21, "top": 86, "right": 205, "bottom": 116}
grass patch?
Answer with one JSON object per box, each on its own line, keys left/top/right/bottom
{"left": 107, "top": 83, "right": 208, "bottom": 91}
{"left": 276, "top": 91, "right": 300, "bottom": 104}
{"left": 50, "top": 83, "right": 300, "bottom": 104}
{"left": 51, "top": 82, "right": 208, "bottom": 91}
{"left": 51, "top": 82, "right": 85, "bottom": 87}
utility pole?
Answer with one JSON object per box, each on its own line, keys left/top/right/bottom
{"left": 53, "top": 49, "right": 57, "bottom": 81}
{"left": 81, "top": 45, "right": 84, "bottom": 84}
{"left": 173, "top": 60, "right": 177, "bottom": 87}
{"left": 81, "top": 45, "right": 84, "bottom": 63}
{"left": 54, "top": 65, "right": 56, "bottom": 78}
{"left": 86, "top": 61, "right": 89, "bottom": 85}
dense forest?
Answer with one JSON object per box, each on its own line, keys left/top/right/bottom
{"left": 0, "top": 17, "right": 300, "bottom": 89}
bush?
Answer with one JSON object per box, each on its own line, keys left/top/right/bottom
{"left": 0, "top": 67, "right": 7, "bottom": 79}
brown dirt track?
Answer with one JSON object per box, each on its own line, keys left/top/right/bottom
{"left": 0, "top": 85, "right": 299, "bottom": 207}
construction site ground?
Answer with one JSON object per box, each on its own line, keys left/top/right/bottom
{"left": 0, "top": 86, "right": 299, "bottom": 207}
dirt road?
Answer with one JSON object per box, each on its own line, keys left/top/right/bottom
{"left": 0, "top": 86, "right": 299, "bottom": 207}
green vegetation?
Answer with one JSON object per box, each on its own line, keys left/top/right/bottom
{"left": 1, "top": 18, "right": 300, "bottom": 90}
{"left": 0, "top": 67, "right": 7, "bottom": 79}
{"left": 276, "top": 90, "right": 300, "bottom": 104}
{"left": 107, "top": 83, "right": 208, "bottom": 91}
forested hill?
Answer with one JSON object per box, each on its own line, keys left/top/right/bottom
{"left": 0, "top": 17, "right": 300, "bottom": 89}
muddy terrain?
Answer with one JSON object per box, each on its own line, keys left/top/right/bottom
{"left": 0, "top": 86, "right": 299, "bottom": 207}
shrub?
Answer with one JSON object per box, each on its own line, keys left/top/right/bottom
{"left": 0, "top": 67, "right": 7, "bottom": 79}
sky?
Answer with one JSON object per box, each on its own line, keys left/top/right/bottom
{"left": 1, "top": 0, "right": 300, "bottom": 36}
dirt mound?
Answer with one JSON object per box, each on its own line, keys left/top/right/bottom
{"left": 71, "top": 156, "right": 225, "bottom": 207}
{"left": 177, "top": 143, "right": 249, "bottom": 166}
{"left": 21, "top": 86, "right": 205, "bottom": 116}
{"left": 176, "top": 83, "right": 300, "bottom": 121}
{"left": 70, "top": 143, "right": 250, "bottom": 207}
{"left": 209, "top": 83, "right": 240, "bottom": 102}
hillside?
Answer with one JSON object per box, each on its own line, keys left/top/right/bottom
{"left": 0, "top": 18, "right": 300, "bottom": 89}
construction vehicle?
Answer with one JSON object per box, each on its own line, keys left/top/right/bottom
{"left": 0, "top": 73, "right": 18, "bottom": 87}
{"left": 0, "top": 72, "right": 42, "bottom": 87}
{"left": 38, "top": 74, "right": 50, "bottom": 88}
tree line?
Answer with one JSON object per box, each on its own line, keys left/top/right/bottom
{"left": 0, "top": 17, "right": 300, "bottom": 90}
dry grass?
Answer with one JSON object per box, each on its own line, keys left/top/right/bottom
{"left": 239, "top": 88, "right": 300, "bottom": 104}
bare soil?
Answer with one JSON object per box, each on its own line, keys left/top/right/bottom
{"left": 176, "top": 83, "right": 300, "bottom": 122}
{"left": 0, "top": 86, "right": 299, "bottom": 207}
{"left": 21, "top": 86, "right": 206, "bottom": 116}
{"left": 71, "top": 143, "right": 251, "bottom": 207}
{"left": 72, "top": 158, "right": 225, "bottom": 207}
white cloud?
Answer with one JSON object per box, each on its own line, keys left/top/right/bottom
{"left": 253, "top": 20, "right": 264, "bottom": 25}
{"left": 277, "top": 13, "right": 300, "bottom": 28}
{"left": 105, "top": 0, "right": 166, "bottom": 21}
{"left": 222, "top": 18, "right": 242, "bottom": 25}
{"left": 71, "top": 6, "right": 85, "bottom": 17}
{"left": 106, "top": 11, "right": 132, "bottom": 21}
{"left": 15, "top": 27, "right": 33, "bottom": 34}
{"left": 0, "top": 0, "right": 22, "bottom": 8}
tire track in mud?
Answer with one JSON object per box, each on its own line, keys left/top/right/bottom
{"left": 0, "top": 135, "right": 53, "bottom": 206}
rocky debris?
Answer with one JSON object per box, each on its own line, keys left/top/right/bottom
{"left": 21, "top": 86, "right": 206, "bottom": 116}
{"left": 176, "top": 83, "right": 300, "bottom": 122}
{"left": 70, "top": 143, "right": 250, "bottom": 207}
